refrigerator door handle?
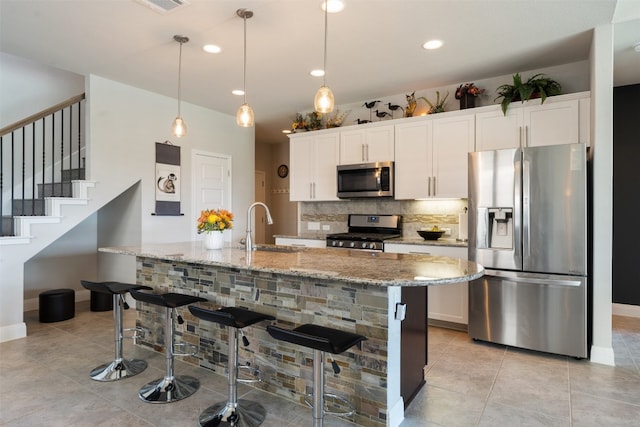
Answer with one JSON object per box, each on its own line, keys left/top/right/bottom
{"left": 522, "top": 159, "right": 531, "bottom": 259}
{"left": 483, "top": 270, "right": 582, "bottom": 287}
{"left": 476, "top": 207, "right": 489, "bottom": 248}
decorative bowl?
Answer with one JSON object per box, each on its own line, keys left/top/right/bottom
{"left": 417, "top": 230, "right": 445, "bottom": 241}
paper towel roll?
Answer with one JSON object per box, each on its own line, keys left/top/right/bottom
{"left": 458, "top": 212, "right": 468, "bottom": 241}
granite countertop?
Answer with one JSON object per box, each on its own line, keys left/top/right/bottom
{"left": 100, "top": 242, "right": 483, "bottom": 287}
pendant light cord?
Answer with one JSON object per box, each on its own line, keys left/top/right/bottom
{"left": 177, "top": 40, "right": 183, "bottom": 116}
{"left": 243, "top": 13, "right": 248, "bottom": 104}
{"left": 322, "top": 0, "right": 328, "bottom": 87}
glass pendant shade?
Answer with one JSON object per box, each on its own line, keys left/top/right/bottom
{"left": 314, "top": 85, "right": 335, "bottom": 113}
{"left": 236, "top": 103, "right": 254, "bottom": 127}
{"left": 172, "top": 116, "right": 187, "bottom": 137}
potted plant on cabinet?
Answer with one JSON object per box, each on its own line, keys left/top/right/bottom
{"left": 495, "top": 73, "right": 562, "bottom": 115}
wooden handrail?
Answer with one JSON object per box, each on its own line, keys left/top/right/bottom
{"left": 0, "top": 93, "right": 86, "bottom": 136}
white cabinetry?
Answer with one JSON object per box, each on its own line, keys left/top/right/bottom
{"left": 339, "top": 124, "right": 394, "bottom": 164}
{"left": 384, "top": 243, "right": 468, "bottom": 326}
{"left": 394, "top": 114, "right": 474, "bottom": 199}
{"left": 289, "top": 132, "right": 340, "bottom": 201}
{"left": 475, "top": 94, "right": 590, "bottom": 151}
{"left": 275, "top": 237, "right": 326, "bottom": 248}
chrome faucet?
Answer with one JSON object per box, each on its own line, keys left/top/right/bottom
{"left": 245, "top": 202, "right": 274, "bottom": 254}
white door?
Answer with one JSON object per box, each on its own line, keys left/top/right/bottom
{"left": 254, "top": 170, "right": 266, "bottom": 244}
{"left": 192, "top": 151, "right": 232, "bottom": 242}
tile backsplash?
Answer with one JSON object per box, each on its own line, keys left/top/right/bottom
{"left": 299, "top": 199, "right": 468, "bottom": 239}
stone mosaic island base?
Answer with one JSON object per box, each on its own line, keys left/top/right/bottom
{"left": 100, "top": 242, "right": 483, "bottom": 427}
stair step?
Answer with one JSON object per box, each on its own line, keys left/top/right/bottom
{"left": 62, "top": 168, "right": 85, "bottom": 181}
{"left": 37, "top": 182, "right": 73, "bottom": 198}
{"left": 12, "top": 199, "right": 45, "bottom": 216}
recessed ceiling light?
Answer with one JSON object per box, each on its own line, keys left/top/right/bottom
{"left": 203, "top": 44, "right": 221, "bottom": 53}
{"left": 310, "top": 69, "right": 325, "bottom": 77}
{"left": 232, "top": 89, "right": 245, "bottom": 96}
{"left": 321, "top": 0, "right": 345, "bottom": 13}
{"left": 422, "top": 39, "right": 443, "bottom": 50}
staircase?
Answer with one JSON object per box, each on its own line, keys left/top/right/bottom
{"left": 1, "top": 94, "right": 89, "bottom": 240}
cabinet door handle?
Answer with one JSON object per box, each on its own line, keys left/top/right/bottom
{"left": 525, "top": 125, "right": 529, "bottom": 147}
{"left": 365, "top": 144, "right": 369, "bottom": 161}
{"left": 519, "top": 126, "right": 523, "bottom": 148}
{"left": 433, "top": 176, "right": 437, "bottom": 197}
{"left": 361, "top": 144, "right": 365, "bottom": 162}
{"left": 428, "top": 177, "right": 431, "bottom": 197}
{"left": 313, "top": 182, "right": 316, "bottom": 199}
{"left": 309, "top": 183, "right": 313, "bottom": 199}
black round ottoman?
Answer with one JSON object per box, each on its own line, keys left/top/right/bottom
{"left": 90, "top": 290, "right": 113, "bottom": 312}
{"left": 39, "top": 289, "right": 75, "bottom": 322}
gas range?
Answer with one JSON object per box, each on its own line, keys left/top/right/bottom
{"left": 326, "top": 214, "right": 402, "bottom": 251}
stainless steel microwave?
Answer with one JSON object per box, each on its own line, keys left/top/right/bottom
{"left": 337, "top": 161, "right": 394, "bottom": 198}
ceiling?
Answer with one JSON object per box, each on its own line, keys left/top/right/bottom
{"left": 1, "top": 0, "right": 639, "bottom": 145}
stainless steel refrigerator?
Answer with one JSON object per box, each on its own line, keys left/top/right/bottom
{"left": 468, "top": 143, "right": 589, "bottom": 358}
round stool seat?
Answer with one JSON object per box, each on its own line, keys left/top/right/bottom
{"left": 189, "top": 305, "right": 275, "bottom": 329}
{"left": 267, "top": 324, "right": 366, "bottom": 354}
{"left": 39, "top": 289, "right": 75, "bottom": 323}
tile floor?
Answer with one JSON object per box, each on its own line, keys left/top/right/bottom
{"left": 1, "top": 301, "right": 639, "bottom": 426}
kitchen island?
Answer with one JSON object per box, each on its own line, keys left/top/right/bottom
{"left": 100, "top": 242, "right": 483, "bottom": 427}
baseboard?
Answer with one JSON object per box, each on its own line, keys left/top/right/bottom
{"left": 612, "top": 303, "right": 640, "bottom": 318}
{"left": 387, "top": 396, "right": 405, "bottom": 427}
{"left": 590, "top": 344, "right": 615, "bottom": 366}
{"left": 23, "top": 289, "right": 90, "bottom": 312}
{"left": 0, "top": 322, "right": 27, "bottom": 343}
{"left": 428, "top": 318, "right": 468, "bottom": 332}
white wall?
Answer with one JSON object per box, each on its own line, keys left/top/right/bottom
{"left": 0, "top": 52, "right": 85, "bottom": 128}
{"left": 87, "top": 74, "right": 254, "bottom": 282}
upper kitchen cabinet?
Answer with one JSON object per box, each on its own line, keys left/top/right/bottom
{"left": 339, "top": 123, "right": 394, "bottom": 164}
{"left": 395, "top": 114, "right": 475, "bottom": 199}
{"left": 475, "top": 92, "right": 590, "bottom": 151}
{"left": 289, "top": 132, "right": 340, "bottom": 201}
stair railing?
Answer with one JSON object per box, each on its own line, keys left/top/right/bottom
{"left": 0, "top": 93, "right": 86, "bottom": 236}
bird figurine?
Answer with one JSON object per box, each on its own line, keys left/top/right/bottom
{"left": 362, "top": 100, "right": 380, "bottom": 121}
{"left": 374, "top": 110, "right": 391, "bottom": 120}
{"left": 387, "top": 102, "right": 404, "bottom": 118}
{"left": 355, "top": 118, "right": 371, "bottom": 125}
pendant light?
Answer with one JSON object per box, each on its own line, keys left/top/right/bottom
{"left": 236, "top": 9, "right": 254, "bottom": 127}
{"left": 171, "top": 35, "right": 189, "bottom": 137}
{"left": 314, "top": 0, "right": 334, "bottom": 113}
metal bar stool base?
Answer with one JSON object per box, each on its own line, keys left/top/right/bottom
{"left": 138, "top": 375, "right": 200, "bottom": 404}
{"left": 90, "top": 358, "right": 148, "bottom": 382}
{"left": 199, "top": 399, "right": 267, "bottom": 427}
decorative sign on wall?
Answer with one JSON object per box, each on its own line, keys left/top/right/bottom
{"left": 154, "top": 141, "right": 182, "bottom": 216}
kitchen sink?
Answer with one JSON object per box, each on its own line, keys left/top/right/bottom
{"left": 254, "top": 245, "right": 302, "bottom": 253}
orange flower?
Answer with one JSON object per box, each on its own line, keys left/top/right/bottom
{"left": 197, "top": 208, "right": 233, "bottom": 233}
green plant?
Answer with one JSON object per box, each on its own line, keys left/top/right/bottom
{"left": 418, "top": 91, "right": 449, "bottom": 114}
{"left": 495, "top": 73, "right": 562, "bottom": 115}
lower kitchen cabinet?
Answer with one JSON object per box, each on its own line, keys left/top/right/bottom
{"left": 385, "top": 243, "right": 468, "bottom": 327}
{"left": 274, "top": 237, "right": 326, "bottom": 248}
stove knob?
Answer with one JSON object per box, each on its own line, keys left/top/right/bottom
{"left": 331, "top": 241, "right": 337, "bottom": 247}
{"left": 369, "top": 243, "right": 376, "bottom": 249}
{"left": 349, "top": 242, "right": 355, "bottom": 248}
{"left": 360, "top": 242, "right": 366, "bottom": 249}
{"left": 338, "top": 241, "right": 344, "bottom": 247}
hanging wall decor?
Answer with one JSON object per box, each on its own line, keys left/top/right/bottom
{"left": 154, "top": 141, "right": 182, "bottom": 216}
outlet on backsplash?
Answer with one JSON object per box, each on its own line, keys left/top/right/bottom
{"left": 307, "top": 222, "right": 320, "bottom": 231}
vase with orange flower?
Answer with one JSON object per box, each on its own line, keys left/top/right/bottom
{"left": 197, "top": 208, "right": 233, "bottom": 250}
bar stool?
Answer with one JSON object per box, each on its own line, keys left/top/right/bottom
{"left": 267, "top": 324, "right": 366, "bottom": 427}
{"left": 80, "top": 280, "right": 152, "bottom": 381}
{"left": 129, "top": 289, "right": 206, "bottom": 404}
{"left": 189, "top": 305, "right": 275, "bottom": 427}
